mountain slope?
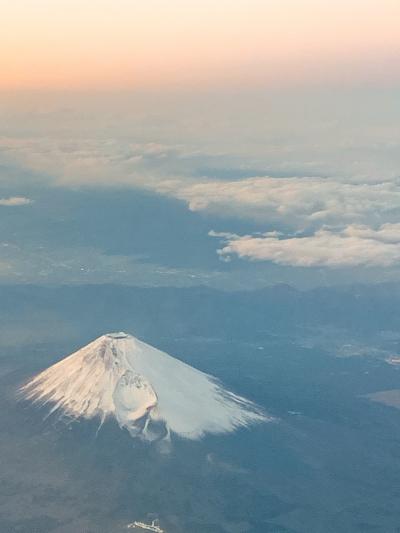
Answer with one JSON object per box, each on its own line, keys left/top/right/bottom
{"left": 21, "top": 332, "right": 267, "bottom": 443}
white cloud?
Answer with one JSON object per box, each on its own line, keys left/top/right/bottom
{"left": 0, "top": 137, "right": 188, "bottom": 190}
{"left": 0, "top": 196, "right": 32, "bottom": 206}
{"left": 210, "top": 223, "right": 400, "bottom": 268}
{"left": 169, "top": 176, "right": 400, "bottom": 227}
{"left": 2, "top": 137, "right": 400, "bottom": 229}
{"left": 3, "top": 136, "right": 400, "bottom": 274}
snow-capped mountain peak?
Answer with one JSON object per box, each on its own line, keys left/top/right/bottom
{"left": 21, "top": 332, "right": 267, "bottom": 444}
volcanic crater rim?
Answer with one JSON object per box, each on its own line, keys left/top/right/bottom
{"left": 106, "top": 332, "right": 130, "bottom": 339}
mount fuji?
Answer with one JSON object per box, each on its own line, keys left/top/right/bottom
{"left": 21, "top": 332, "right": 267, "bottom": 445}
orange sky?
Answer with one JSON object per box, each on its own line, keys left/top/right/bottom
{"left": 2, "top": 0, "right": 400, "bottom": 90}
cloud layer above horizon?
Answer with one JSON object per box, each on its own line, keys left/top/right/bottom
{"left": 1, "top": 88, "right": 400, "bottom": 286}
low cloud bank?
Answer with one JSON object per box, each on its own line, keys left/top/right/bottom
{"left": 210, "top": 224, "right": 400, "bottom": 267}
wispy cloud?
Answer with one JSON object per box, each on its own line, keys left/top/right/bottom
{"left": 0, "top": 137, "right": 191, "bottom": 190}
{"left": 0, "top": 196, "right": 32, "bottom": 206}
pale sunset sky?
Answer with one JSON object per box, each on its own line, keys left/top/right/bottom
{"left": 2, "top": 0, "right": 400, "bottom": 90}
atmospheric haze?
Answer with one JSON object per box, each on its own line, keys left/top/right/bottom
{"left": 21, "top": 332, "right": 267, "bottom": 446}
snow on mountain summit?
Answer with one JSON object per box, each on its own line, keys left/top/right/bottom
{"left": 21, "top": 332, "right": 267, "bottom": 444}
